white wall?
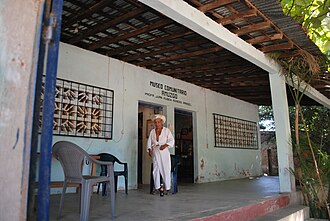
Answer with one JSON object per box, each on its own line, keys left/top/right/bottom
{"left": 53, "top": 42, "right": 262, "bottom": 190}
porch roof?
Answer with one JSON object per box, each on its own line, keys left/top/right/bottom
{"left": 60, "top": 0, "right": 329, "bottom": 106}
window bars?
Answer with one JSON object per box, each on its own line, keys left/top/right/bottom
{"left": 213, "top": 113, "right": 258, "bottom": 149}
{"left": 39, "top": 77, "right": 114, "bottom": 139}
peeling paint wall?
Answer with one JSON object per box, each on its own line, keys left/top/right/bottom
{"left": 0, "top": 0, "right": 42, "bottom": 220}
{"left": 53, "top": 42, "right": 262, "bottom": 189}
{"left": 196, "top": 89, "right": 262, "bottom": 183}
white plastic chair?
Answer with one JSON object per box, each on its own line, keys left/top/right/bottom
{"left": 53, "top": 141, "right": 115, "bottom": 220}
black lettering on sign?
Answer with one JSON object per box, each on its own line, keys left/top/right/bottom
{"left": 150, "top": 81, "right": 163, "bottom": 89}
{"left": 161, "top": 90, "right": 178, "bottom": 99}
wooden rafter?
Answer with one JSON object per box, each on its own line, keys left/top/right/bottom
{"left": 244, "top": 0, "right": 304, "bottom": 52}
{"left": 67, "top": 8, "right": 146, "bottom": 44}
{"left": 107, "top": 31, "right": 194, "bottom": 56}
{"left": 246, "top": 33, "right": 283, "bottom": 45}
{"left": 172, "top": 66, "right": 260, "bottom": 79}
{"left": 87, "top": 19, "right": 173, "bottom": 50}
{"left": 135, "top": 46, "right": 224, "bottom": 67}
{"left": 260, "top": 41, "right": 294, "bottom": 53}
{"left": 161, "top": 60, "right": 252, "bottom": 75}
{"left": 217, "top": 9, "right": 257, "bottom": 25}
{"left": 150, "top": 54, "right": 239, "bottom": 72}
{"left": 62, "top": 0, "right": 111, "bottom": 29}
{"left": 195, "top": 83, "right": 270, "bottom": 91}
{"left": 122, "top": 38, "right": 208, "bottom": 62}
{"left": 198, "top": 0, "right": 239, "bottom": 12}
{"left": 233, "top": 21, "right": 271, "bottom": 36}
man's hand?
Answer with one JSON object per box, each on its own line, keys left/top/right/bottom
{"left": 160, "top": 144, "right": 168, "bottom": 150}
{"left": 148, "top": 150, "right": 152, "bottom": 157}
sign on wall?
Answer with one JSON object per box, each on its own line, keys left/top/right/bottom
{"left": 39, "top": 77, "right": 114, "bottom": 139}
{"left": 145, "top": 80, "right": 191, "bottom": 106}
{"left": 213, "top": 113, "right": 258, "bottom": 149}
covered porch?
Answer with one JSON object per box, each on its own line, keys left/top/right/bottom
{"left": 1, "top": 0, "right": 330, "bottom": 220}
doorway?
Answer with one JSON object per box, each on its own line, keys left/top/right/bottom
{"left": 174, "top": 109, "right": 194, "bottom": 183}
{"left": 137, "top": 102, "right": 163, "bottom": 186}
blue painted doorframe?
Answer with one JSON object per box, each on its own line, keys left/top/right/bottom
{"left": 31, "top": 0, "right": 64, "bottom": 220}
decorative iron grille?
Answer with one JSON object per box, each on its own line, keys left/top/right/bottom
{"left": 213, "top": 113, "right": 258, "bottom": 149}
{"left": 39, "top": 77, "right": 114, "bottom": 139}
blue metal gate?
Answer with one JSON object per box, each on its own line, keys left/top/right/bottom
{"left": 28, "top": 0, "right": 64, "bottom": 220}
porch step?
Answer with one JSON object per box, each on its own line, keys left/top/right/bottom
{"left": 192, "top": 195, "right": 292, "bottom": 221}
{"left": 252, "top": 205, "right": 309, "bottom": 221}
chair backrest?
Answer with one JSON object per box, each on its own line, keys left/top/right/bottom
{"left": 53, "top": 141, "right": 88, "bottom": 181}
{"left": 170, "top": 155, "right": 181, "bottom": 172}
{"left": 98, "top": 153, "right": 120, "bottom": 164}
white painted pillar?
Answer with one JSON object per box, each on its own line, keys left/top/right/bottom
{"left": 0, "top": 1, "right": 43, "bottom": 220}
{"left": 269, "top": 72, "right": 296, "bottom": 193}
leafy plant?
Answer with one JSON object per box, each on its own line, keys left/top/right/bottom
{"left": 280, "top": 0, "right": 330, "bottom": 57}
{"left": 273, "top": 50, "right": 330, "bottom": 218}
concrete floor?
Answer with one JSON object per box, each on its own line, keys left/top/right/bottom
{"left": 50, "top": 176, "right": 282, "bottom": 221}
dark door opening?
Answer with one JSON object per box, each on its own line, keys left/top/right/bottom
{"left": 174, "top": 109, "right": 194, "bottom": 183}
{"left": 138, "top": 112, "right": 143, "bottom": 184}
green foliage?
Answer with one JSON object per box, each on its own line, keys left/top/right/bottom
{"left": 280, "top": 0, "right": 330, "bottom": 57}
{"left": 292, "top": 133, "right": 330, "bottom": 218}
{"left": 259, "top": 106, "right": 330, "bottom": 152}
{"left": 298, "top": 106, "right": 330, "bottom": 152}
{"left": 259, "top": 106, "right": 274, "bottom": 121}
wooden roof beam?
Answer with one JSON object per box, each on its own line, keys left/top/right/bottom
{"left": 178, "top": 74, "right": 268, "bottom": 83}
{"left": 247, "top": 33, "right": 283, "bottom": 45}
{"left": 136, "top": 46, "right": 223, "bottom": 67}
{"left": 67, "top": 7, "right": 145, "bottom": 44}
{"left": 122, "top": 38, "right": 208, "bottom": 62}
{"left": 162, "top": 60, "right": 252, "bottom": 75}
{"left": 229, "top": 80, "right": 269, "bottom": 86}
{"left": 260, "top": 41, "right": 294, "bottom": 53}
{"left": 87, "top": 19, "right": 173, "bottom": 50}
{"left": 233, "top": 21, "right": 271, "bottom": 36}
{"left": 310, "top": 84, "right": 330, "bottom": 89}
{"left": 177, "top": 64, "right": 256, "bottom": 75}
{"left": 172, "top": 66, "right": 259, "bottom": 78}
{"left": 151, "top": 55, "right": 245, "bottom": 72}
{"left": 195, "top": 83, "right": 270, "bottom": 91}
{"left": 217, "top": 9, "right": 257, "bottom": 25}
{"left": 63, "top": 0, "right": 111, "bottom": 29}
{"left": 198, "top": 0, "right": 239, "bottom": 12}
{"left": 107, "top": 31, "right": 194, "bottom": 56}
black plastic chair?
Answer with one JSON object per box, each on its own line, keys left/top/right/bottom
{"left": 149, "top": 154, "right": 181, "bottom": 194}
{"left": 97, "top": 153, "right": 128, "bottom": 195}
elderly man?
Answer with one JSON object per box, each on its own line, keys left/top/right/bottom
{"left": 147, "top": 114, "right": 174, "bottom": 196}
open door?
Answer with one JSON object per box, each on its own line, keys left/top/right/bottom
{"left": 174, "top": 109, "right": 194, "bottom": 183}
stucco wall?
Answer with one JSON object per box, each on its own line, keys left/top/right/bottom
{"left": 52, "top": 42, "right": 262, "bottom": 190}
{"left": 0, "top": 0, "right": 42, "bottom": 220}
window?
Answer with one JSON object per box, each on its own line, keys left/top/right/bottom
{"left": 39, "top": 77, "right": 114, "bottom": 139}
{"left": 213, "top": 113, "right": 258, "bottom": 149}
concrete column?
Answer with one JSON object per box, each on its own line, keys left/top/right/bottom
{"left": 269, "top": 72, "right": 296, "bottom": 193}
{"left": 0, "top": 1, "right": 43, "bottom": 220}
